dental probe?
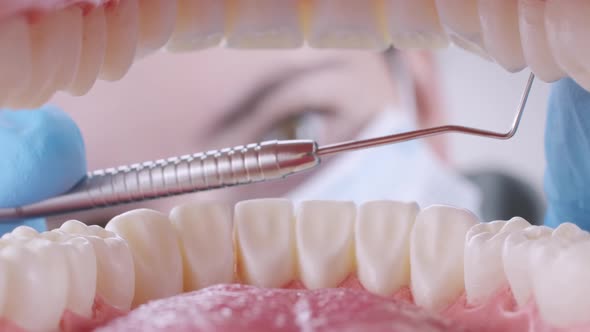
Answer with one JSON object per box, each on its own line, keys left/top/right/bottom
{"left": 0, "top": 73, "right": 535, "bottom": 222}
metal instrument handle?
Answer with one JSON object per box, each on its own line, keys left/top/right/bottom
{"left": 0, "top": 140, "right": 319, "bottom": 220}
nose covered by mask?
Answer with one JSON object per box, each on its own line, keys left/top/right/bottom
{"left": 286, "top": 107, "right": 482, "bottom": 216}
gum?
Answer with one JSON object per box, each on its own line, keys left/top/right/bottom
{"left": 0, "top": 0, "right": 111, "bottom": 20}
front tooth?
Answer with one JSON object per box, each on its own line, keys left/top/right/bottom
{"left": 0, "top": 16, "right": 31, "bottom": 104}
{"left": 478, "top": 0, "right": 526, "bottom": 72}
{"left": 106, "top": 209, "right": 183, "bottom": 306}
{"left": 226, "top": 0, "right": 303, "bottom": 49}
{"left": 234, "top": 199, "right": 296, "bottom": 287}
{"left": 60, "top": 220, "right": 135, "bottom": 311}
{"left": 0, "top": 238, "right": 69, "bottom": 332}
{"left": 502, "top": 225, "right": 552, "bottom": 307}
{"left": 166, "top": 0, "right": 224, "bottom": 52}
{"left": 464, "top": 217, "right": 529, "bottom": 305}
{"left": 386, "top": 0, "right": 449, "bottom": 49}
{"left": 100, "top": 0, "right": 140, "bottom": 81}
{"left": 410, "top": 205, "right": 478, "bottom": 311}
{"left": 30, "top": 7, "right": 84, "bottom": 107}
{"left": 68, "top": 7, "right": 107, "bottom": 96}
{"left": 545, "top": 0, "right": 590, "bottom": 91}
{"left": 434, "top": 0, "right": 488, "bottom": 59}
{"left": 530, "top": 224, "right": 590, "bottom": 328}
{"left": 305, "top": 0, "right": 390, "bottom": 50}
{"left": 296, "top": 201, "right": 356, "bottom": 289}
{"left": 355, "top": 201, "right": 418, "bottom": 296}
{"left": 137, "top": 0, "right": 177, "bottom": 57}
{"left": 6, "top": 11, "right": 66, "bottom": 108}
{"left": 517, "top": 0, "right": 564, "bottom": 82}
{"left": 40, "top": 230, "right": 97, "bottom": 318}
{"left": 169, "top": 202, "right": 235, "bottom": 291}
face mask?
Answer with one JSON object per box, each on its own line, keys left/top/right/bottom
{"left": 286, "top": 106, "right": 482, "bottom": 217}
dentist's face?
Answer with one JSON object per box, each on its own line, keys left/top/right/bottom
{"left": 49, "top": 49, "right": 440, "bottom": 225}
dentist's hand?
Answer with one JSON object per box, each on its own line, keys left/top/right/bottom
{"left": 0, "top": 106, "right": 87, "bottom": 234}
{"left": 545, "top": 78, "right": 590, "bottom": 230}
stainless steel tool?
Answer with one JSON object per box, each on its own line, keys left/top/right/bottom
{"left": 0, "top": 73, "right": 535, "bottom": 221}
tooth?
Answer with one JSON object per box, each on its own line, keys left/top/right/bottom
{"left": 410, "top": 205, "right": 478, "bottom": 311}
{"left": 502, "top": 225, "right": 552, "bottom": 307}
{"left": 169, "top": 202, "right": 235, "bottom": 291}
{"left": 0, "top": 16, "right": 31, "bottom": 105}
{"left": 434, "top": 0, "right": 489, "bottom": 59}
{"left": 545, "top": 0, "right": 590, "bottom": 90}
{"left": 2, "top": 225, "right": 39, "bottom": 240}
{"left": 464, "top": 217, "right": 530, "bottom": 305}
{"left": 167, "top": 0, "right": 224, "bottom": 52}
{"left": 68, "top": 7, "right": 107, "bottom": 96}
{"left": 530, "top": 223, "right": 590, "bottom": 328}
{"left": 355, "top": 201, "right": 418, "bottom": 296}
{"left": 234, "top": 199, "right": 296, "bottom": 287}
{"left": 60, "top": 220, "right": 135, "bottom": 311}
{"left": 296, "top": 201, "right": 356, "bottom": 289}
{"left": 478, "top": 0, "right": 526, "bottom": 72}
{"left": 40, "top": 230, "right": 97, "bottom": 318}
{"left": 0, "top": 238, "right": 68, "bottom": 332}
{"left": 100, "top": 0, "right": 140, "bottom": 81}
{"left": 517, "top": 0, "right": 564, "bottom": 82}
{"left": 6, "top": 11, "right": 68, "bottom": 108}
{"left": 226, "top": 0, "right": 303, "bottom": 49}
{"left": 31, "top": 7, "right": 84, "bottom": 107}
{"left": 137, "top": 0, "right": 177, "bottom": 57}
{"left": 386, "top": 0, "right": 449, "bottom": 49}
{"left": 106, "top": 209, "right": 183, "bottom": 306}
{"left": 305, "top": 0, "right": 390, "bottom": 50}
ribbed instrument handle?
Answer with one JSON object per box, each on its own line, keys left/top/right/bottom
{"left": 0, "top": 140, "right": 319, "bottom": 220}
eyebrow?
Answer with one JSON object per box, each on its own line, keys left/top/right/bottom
{"left": 210, "top": 61, "right": 343, "bottom": 135}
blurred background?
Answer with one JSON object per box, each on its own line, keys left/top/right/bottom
{"left": 49, "top": 45, "right": 547, "bottom": 226}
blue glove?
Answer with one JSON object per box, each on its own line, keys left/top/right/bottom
{"left": 545, "top": 78, "right": 590, "bottom": 230}
{"left": 0, "top": 106, "right": 87, "bottom": 235}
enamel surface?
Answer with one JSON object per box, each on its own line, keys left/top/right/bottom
{"left": 530, "top": 224, "right": 590, "bottom": 328}
{"left": 296, "top": 200, "right": 356, "bottom": 289}
{"left": 0, "top": 238, "right": 68, "bottom": 332}
{"left": 234, "top": 199, "right": 296, "bottom": 288}
{"left": 355, "top": 200, "right": 417, "bottom": 296}
{"left": 517, "top": 0, "right": 564, "bottom": 82}
{"left": 60, "top": 220, "right": 135, "bottom": 311}
{"left": 387, "top": 0, "right": 448, "bottom": 49}
{"left": 0, "top": 17, "right": 31, "bottom": 105}
{"left": 166, "top": 0, "right": 224, "bottom": 52}
{"left": 226, "top": 0, "right": 303, "bottom": 49}
{"left": 169, "top": 202, "right": 235, "bottom": 291}
{"left": 478, "top": 0, "right": 526, "bottom": 72}
{"left": 463, "top": 217, "right": 529, "bottom": 305}
{"left": 410, "top": 205, "right": 478, "bottom": 311}
{"left": 305, "top": 0, "right": 389, "bottom": 50}
{"left": 502, "top": 225, "right": 552, "bottom": 307}
{"left": 434, "top": 0, "right": 488, "bottom": 58}
{"left": 99, "top": 0, "right": 139, "bottom": 81}
{"left": 106, "top": 209, "right": 183, "bottom": 307}
{"left": 137, "top": 0, "right": 177, "bottom": 57}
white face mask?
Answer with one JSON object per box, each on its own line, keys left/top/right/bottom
{"left": 286, "top": 106, "right": 482, "bottom": 216}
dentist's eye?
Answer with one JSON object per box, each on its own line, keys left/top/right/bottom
{"left": 260, "top": 109, "right": 326, "bottom": 142}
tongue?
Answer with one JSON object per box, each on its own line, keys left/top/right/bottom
{"left": 94, "top": 284, "right": 463, "bottom": 332}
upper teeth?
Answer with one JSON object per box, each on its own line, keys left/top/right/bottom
{"left": 0, "top": 200, "right": 589, "bottom": 330}
{"left": 4, "top": 0, "right": 590, "bottom": 108}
